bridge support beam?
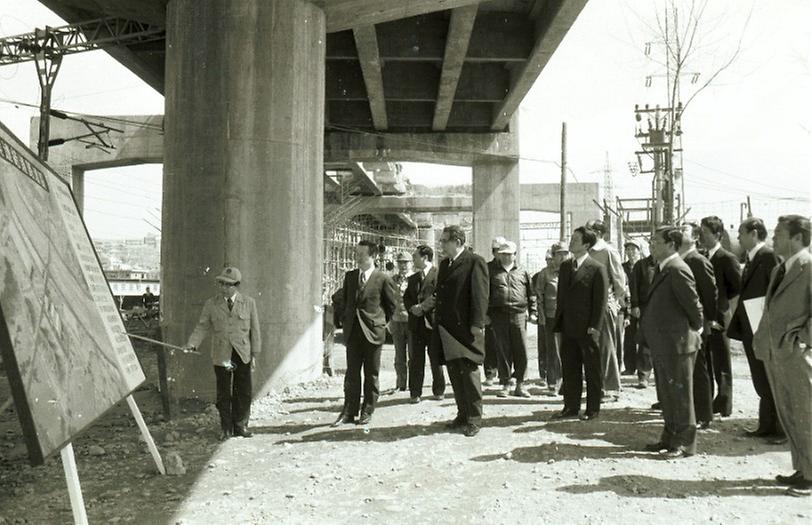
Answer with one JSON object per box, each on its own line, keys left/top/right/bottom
{"left": 162, "top": 0, "right": 326, "bottom": 399}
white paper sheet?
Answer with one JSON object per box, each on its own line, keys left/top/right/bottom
{"left": 744, "top": 297, "right": 765, "bottom": 330}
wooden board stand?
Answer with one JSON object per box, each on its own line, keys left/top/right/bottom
{"left": 60, "top": 395, "right": 165, "bottom": 523}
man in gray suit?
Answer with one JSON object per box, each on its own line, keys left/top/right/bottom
{"left": 640, "top": 226, "right": 703, "bottom": 458}
{"left": 186, "top": 267, "right": 261, "bottom": 440}
{"left": 754, "top": 215, "right": 812, "bottom": 497}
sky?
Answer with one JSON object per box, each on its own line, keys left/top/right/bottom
{"left": 1, "top": 0, "right": 809, "bottom": 239}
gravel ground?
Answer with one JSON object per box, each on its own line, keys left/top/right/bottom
{"left": 1, "top": 333, "right": 809, "bottom": 524}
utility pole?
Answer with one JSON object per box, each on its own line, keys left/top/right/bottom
{"left": 560, "top": 122, "right": 567, "bottom": 241}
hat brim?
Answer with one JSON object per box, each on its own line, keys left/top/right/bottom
{"left": 215, "top": 276, "right": 238, "bottom": 284}
{"left": 497, "top": 250, "right": 516, "bottom": 254}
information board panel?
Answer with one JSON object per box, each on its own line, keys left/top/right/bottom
{"left": 0, "top": 120, "right": 145, "bottom": 465}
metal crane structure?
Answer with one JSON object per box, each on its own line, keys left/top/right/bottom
{"left": 0, "top": 17, "right": 165, "bottom": 160}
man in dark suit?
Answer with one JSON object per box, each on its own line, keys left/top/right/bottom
{"left": 678, "top": 224, "right": 718, "bottom": 429}
{"left": 728, "top": 217, "right": 783, "bottom": 438}
{"left": 333, "top": 240, "right": 397, "bottom": 426}
{"left": 630, "top": 249, "right": 657, "bottom": 389}
{"left": 432, "top": 225, "right": 489, "bottom": 437}
{"left": 404, "top": 245, "right": 445, "bottom": 403}
{"left": 552, "top": 226, "right": 608, "bottom": 420}
{"left": 622, "top": 240, "right": 642, "bottom": 376}
{"left": 641, "top": 226, "right": 703, "bottom": 458}
{"left": 699, "top": 215, "right": 742, "bottom": 416}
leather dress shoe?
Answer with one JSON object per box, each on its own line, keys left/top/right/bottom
{"left": 787, "top": 478, "right": 812, "bottom": 497}
{"left": 219, "top": 429, "right": 233, "bottom": 441}
{"left": 696, "top": 420, "right": 711, "bottom": 430}
{"left": 776, "top": 471, "right": 803, "bottom": 486}
{"left": 650, "top": 402, "right": 662, "bottom": 410}
{"left": 550, "top": 409, "right": 579, "bottom": 420}
{"left": 233, "top": 427, "right": 253, "bottom": 438}
{"left": 579, "top": 412, "right": 599, "bottom": 421}
{"left": 356, "top": 413, "right": 372, "bottom": 425}
{"left": 768, "top": 436, "right": 788, "bottom": 445}
{"left": 445, "top": 417, "right": 466, "bottom": 430}
{"left": 744, "top": 428, "right": 773, "bottom": 438}
{"left": 332, "top": 412, "right": 355, "bottom": 427}
{"left": 409, "top": 396, "right": 421, "bottom": 404}
{"left": 432, "top": 394, "right": 444, "bottom": 401}
{"left": 644, "top": 442, "right": 667, "bottom": 452}
{"left": 463, "top": 424, "right": 480, "bottom": 437}
{"left": 660, "top": 447, "right": 692, "bottom": 459}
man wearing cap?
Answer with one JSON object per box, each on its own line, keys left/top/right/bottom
{"left": 389, "top": 251, "right": 412, "bottom": 391}
{"left": 185, "top": 267, "right": 261, "bottom": 440}
{"left": 488, "top": 239, "right": 538, "bottom": 398}
{"left": 483, "top": 236, "right": 509, "bottom": 386}
{"left": 534, "top": 242, "right": 569, "bottom": 395}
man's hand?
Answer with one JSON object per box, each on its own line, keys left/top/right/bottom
{"left": 409, "top": 305, "right": 423, "bottom": 316}
{"left": 251, "top": 357, "right": 256, "bottom": 371}
{"left": 587, "top": 327, "right": 600, "bottom": 340}
{"left": 471, "top": 326, "right": 484, "bottom": 338}
{"left": 630, "top": 307, "right": 641, "bottom": 319}
{"left": 710, "top": 320, "right": 724, "bottom": 331}
{"left": 529, "top": 314, "right": 538, "bottom": 325}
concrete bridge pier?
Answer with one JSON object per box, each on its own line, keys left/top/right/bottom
{"left": 472, "top": 158, "right": 520, "bottom": 257}
{"left": 162, "top": 0, "right": 326, "bottom": 398}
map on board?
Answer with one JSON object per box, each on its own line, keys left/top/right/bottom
{"left": 0, "top": 120, "right": 145, "bottom": 465}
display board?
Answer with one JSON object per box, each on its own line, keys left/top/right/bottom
{"left": 0, "top": 120, "right": 145, "bottom": 465}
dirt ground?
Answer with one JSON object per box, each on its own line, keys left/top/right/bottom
{"left": 1, "top": 332, "right": 810, "bottom": 525}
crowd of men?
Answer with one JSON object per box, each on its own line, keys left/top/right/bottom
{"left": 182, "top": 214, "right": 811, "bottom": 498}
{"left": 328, "top": 215, "right": 811, "bottom": 496}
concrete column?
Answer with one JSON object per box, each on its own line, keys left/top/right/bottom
{"left": 472, "top": 159, "right": 520, "bottom": 258}
{"left": 71, "top": 167, "right": 85, "bottom": 215}
{"left": 163, "top": 0, "right": 326, "bottom": 398}
{"left": 417, "top": 226, "right": 436, "bottom": 246}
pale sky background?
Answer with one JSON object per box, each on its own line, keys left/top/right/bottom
{"left": 1, "top": 0, "right": 810, "bottom": 239}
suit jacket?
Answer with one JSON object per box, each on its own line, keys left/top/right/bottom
{"left": 639, "top": 255, "right": 703, "bottom": 355}
{"left": 630, "top": 255, "right": 656, "bottom": 310}
{"left": 403, "top": 265, "right": 438, "bottom": 332}
{"left": 710, "top": 246, "right": 742, "bottom": 325}
{"left": 753, "top": 250, "right": 812, "bottom": 361}
{"left": 433, "top": 249, "right": 489, "bottom": 363}
{"left": 341, "top": 268, "right": 397, "bottom": 346}
{"left": 682, "top": 249, "right": 718, "bottom": 325}
{"left": 188, "top": 292, "right": 262, "bottom": 365}
{"left": 728, "top": 245, "right": 780, "bottom": 340}
{"left": 553, "top": 255, "right": 608, "bottom": 339}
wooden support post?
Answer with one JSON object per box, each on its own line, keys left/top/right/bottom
{"left": 60, "top": 443, "right": 89, "bottom": 525}
{"left": 126, "top": 395, "right": 165, "bottom": 475}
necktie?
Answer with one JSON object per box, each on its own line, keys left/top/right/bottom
{"left": 360, "top": 271, "right": 367, "bottom": 288}
{"left": 418, "top": 270, "right": 424, "bottom": 286}
{"left": 572, "top": 259, "right": 578, "bottom": 271}
{"left": 743, "top": 255, "right": 751, "bottom": 280}
{"left": 770, "top": 263, "right": 787, "bottom": 296}
{"left": 227, "top": 297, "right": 234, "bottom": 311}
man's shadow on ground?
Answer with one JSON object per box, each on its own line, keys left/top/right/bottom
{"left": 557, "top": 474, "right": 790, "bottom": 498}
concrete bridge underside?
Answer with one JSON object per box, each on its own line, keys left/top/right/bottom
{"left": 35, "top": 0, "right": 588, "bottom": 399}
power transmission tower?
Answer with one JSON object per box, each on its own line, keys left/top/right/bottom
{"left": 0, "top": 18, "right": 165, "bottom": 160}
